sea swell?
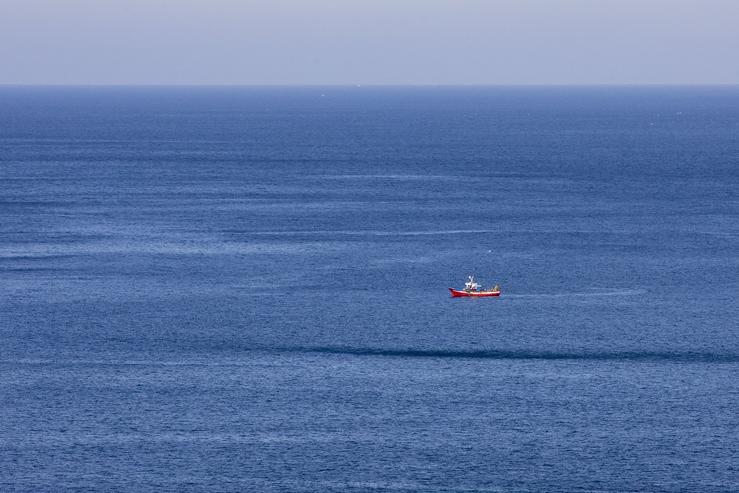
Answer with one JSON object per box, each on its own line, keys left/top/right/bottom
{"left": 285, "top": 346, "right": 739, "bottom": 363}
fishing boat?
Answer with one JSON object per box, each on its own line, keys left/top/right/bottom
{"left": 449, "top": 276, "right": 501, "bottom": 297}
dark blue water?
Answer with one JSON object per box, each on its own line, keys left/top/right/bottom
{"left": 1, "top": 87, "right": 737, "bottom": 492}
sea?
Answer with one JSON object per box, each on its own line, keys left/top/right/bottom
{"left": 0, "top": 86, "right": 737, "bottom": 492}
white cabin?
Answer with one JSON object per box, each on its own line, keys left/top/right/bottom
{"left": 464, "top": 275, "right": 479, "bottom": 291}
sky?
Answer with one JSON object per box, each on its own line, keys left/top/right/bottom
{"left": 1, "top": 0, "right": 738, "bottom": 85}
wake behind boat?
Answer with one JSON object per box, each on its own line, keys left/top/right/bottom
{"left": 449, "top": 276, "right": 501, "bottom": 297}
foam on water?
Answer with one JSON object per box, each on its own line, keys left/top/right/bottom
{"left": 504, "top": 288, "right": 648, "bottom": 298}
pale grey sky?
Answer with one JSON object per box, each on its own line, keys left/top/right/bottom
{"left": 1, "top": 0, "right": 737, "bottom": 85}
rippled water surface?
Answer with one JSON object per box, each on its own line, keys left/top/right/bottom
{"left": 1, "top": 87, "right": 738, "bottom": 492}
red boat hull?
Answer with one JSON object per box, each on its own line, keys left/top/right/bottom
{"left": 449, "top": 288, "right": 501, "bottom": 297}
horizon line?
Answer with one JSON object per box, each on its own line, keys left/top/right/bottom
{"left": 2, "top": 82, "right": 739, "bottom": 89}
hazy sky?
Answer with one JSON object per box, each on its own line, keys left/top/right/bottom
{"left": 1, "top": 0, "right": 738, "bottom": 85}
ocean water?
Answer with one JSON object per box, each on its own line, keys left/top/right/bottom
{"left": 0, "top": 86, "right": 737, "bottom": 492}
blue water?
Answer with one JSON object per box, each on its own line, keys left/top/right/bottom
{"left": 1, "top": 86, "right": 737, "bottom": 492}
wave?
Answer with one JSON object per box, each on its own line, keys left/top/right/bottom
{"left": 285, "top": 346, "right": 739, "bottom": 363}
{"left": 5, "top": 348, "right": 737, "bottom": 367}
{"left": 319, "top": 174, "right": 457, "bottom": 181}
{"left": 505, "top": 288, "right": 647, "bottom": 298}
{"left": 228, "top": 229, "right": 499, "bottom": 237}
